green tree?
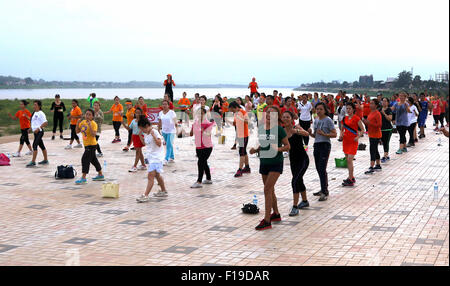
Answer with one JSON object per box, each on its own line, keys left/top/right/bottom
{"left": 24, "top": 77, "right": 34, "bottom": 85}
{"left": 412, "top": 75, "right": 422, "bottom": 88}
{"left": 394, "top": 71, "right": 412, "bottom": 89}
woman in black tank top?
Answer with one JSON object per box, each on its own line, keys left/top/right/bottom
{"left": 282, "top": 110, "right": 311, "bottom": 217}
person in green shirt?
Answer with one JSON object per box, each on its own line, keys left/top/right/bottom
{"left": 256, "top": 94, "right": 267, "bottom": 127}
{"left": 250, "top": 106, "right": 290, "bottom": 231}
{"left": 87, "top": 93, "right": 100, "bottom": 108}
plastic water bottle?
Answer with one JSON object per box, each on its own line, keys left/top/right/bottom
{"left": 252, "top": 195, "right": 258, "bottom": 206}
{"left": 103, "top": 160, "right": 107, "bottom": 172}
{"left": 438, "top": 137, "right": 442, "bottom": 146}
{"left": 433, "top": 183, "right": 439, "bottom": 200}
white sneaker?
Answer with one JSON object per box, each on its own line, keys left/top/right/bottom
{"left": 97, "top": 153, "right": 103, "bottom": 157}
{"left": 283, "top": 152, "right": 288, "bottom": 158}
{"left": 12, "top": 152, "right": 21, "bottom": 157}
{"left": 74, "top": 144, "right": 83, "bottom": 148}
{"left": 163, "top": 160, "right": 168, "bottom": 166}
{"left": 202, "top": 180, "right": 213, "bottom": 185}
{"left": 136, "top": 194, "right": 149, "bottom": 203}
{"left": 190, "top": 182, "right": 203, "bottom": 188}
{"left": 65, "top": 145, "right": 72, "bottom": 149}
{"left": 153, "top": 191, "right": 168, "bottom": 197}
{"left": 128, "top": 166, "right": 138, "bottom": 173}
{"left": 138, "top": 165, "right": 147, "bottom": 170}
{"left": 168, "top": 159, "right": 175, "bottom": 164}
{"left": 25, "top": 151, "right": 32, "bottom": 155}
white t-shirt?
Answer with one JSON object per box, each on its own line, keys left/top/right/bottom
{"left": 31, "top": 110, "right": 48, "bottom": 132}
{"left": 159, "top": 110, "right": 177, "bottom": 134}
{"left": 144, "top": 129, "right": 164, "bottom": 164}
{"left": 193, "top": 105, "right": 210, "bottom": 120}
{"left": 298, "top": 101, "right": 313, "bottom": 121}
{"left": 408, "top": 105, "right": 418, "bottom": 125}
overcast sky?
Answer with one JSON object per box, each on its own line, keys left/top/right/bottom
{"left": 0, "top": 0, "right": 448, "bottom": 86}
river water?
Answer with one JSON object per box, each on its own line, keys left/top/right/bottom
{"left": 0, "top": 87, "right": 321, "bottom": 100}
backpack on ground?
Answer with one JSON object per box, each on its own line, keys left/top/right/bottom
{"left": 0, "top": 153, "right": 10, "bottom": 166}
{"left": 358, "top": 143, "right": 367, "bottom": 151}
{"left": 55, "top": 165, "right": 77, "bottom": 179}
{"left": 242, "top": 203, "right": 259, "bottom": 214}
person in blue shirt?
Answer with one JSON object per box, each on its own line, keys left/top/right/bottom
{"left": 391, "top": 92, "right": 411, "bottom": 154}
{"left": 418, "top": 93, "right": 430, "bottom": 139}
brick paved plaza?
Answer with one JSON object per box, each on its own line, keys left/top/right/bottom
{"left": 0, "top": 116, "right": 448, "bottom": 266}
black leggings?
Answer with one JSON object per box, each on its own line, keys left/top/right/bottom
{"left": 381, "top": 130, "right": 392, "bottom": 154}
{"left": 20, "top": 128, "right": 30, "bottom": 146}
{"left": 70, "top": 124, "right": 79, "bottom": 141}
{"left": 291, "top": 156, "right": 309, "bottom": 193}
{"left": 397, "top": 125, "right": 408, "bottom": 144}
{"left": 196, "top": 148, "right": 212, "bottom": 183}
{"left": 95, "top": 135, "right": 102, "bottom": 154}
{"left": 369, "top": 138, "right": 381, "bottom": 162}
{"left": 32, "top": 130, "right": 46, "bottom": 151}
{"left": 113, "top": 121, "right": 121, "bottom": 137}
{"left": 313, "top": 142, "right": 331, "bottom": 195}
{"left": 53, "top": 113, "right": 64, "bottom": 133}
{"left": 127, "top": 129, "right": 132, "bottom": 146}
{"left": 82, "top": 145, "right": 102, "bottom": 174}
{"left": 408, "top": 122, "right": 417, "bottom": 144}
{"left": 299, "top": 120, "right": 311, "bottom": 146}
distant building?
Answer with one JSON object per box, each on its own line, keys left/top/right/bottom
{"left": 359, "top": 75, "right": 373, "bottom": 87}
{"left": 435, "top": 72, "right": 449, "bottom": 83}
{"left": 385, "top": 77, "right": 396, "bottom": 89}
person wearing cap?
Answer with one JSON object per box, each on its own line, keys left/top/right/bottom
{"left": 164, "top": 74, "right": 176, "bottom": 103}
{"left": 248, "top": 77, "right": 259, "bottom": 97}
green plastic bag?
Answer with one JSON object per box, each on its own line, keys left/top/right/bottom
{"left": 335, "top": 157, "right": 348, "bottom": 168}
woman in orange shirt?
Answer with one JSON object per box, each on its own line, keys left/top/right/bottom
{"left": 123, "top": 100, "right": 135, "bottom": 151}
{"left": 363, "top": 99, "right": 382, "bottom": 175}
{"left": 222, "top": 97, "right": 229, "bottom": 125}
{"left": 340, "top": 102, "right": 365, "bottom": 187}
{"left": 104, "top": 96, "right": 124, "bottom": 143}
{"left": 8, "top": 100, "right": 33, "bottom": 157}
{"left": 65, "top": 99, "right": 83, "bottom": 149}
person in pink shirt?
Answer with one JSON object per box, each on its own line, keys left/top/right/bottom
{"left": 189, "top": 104, "right": 216, "bottom": 189}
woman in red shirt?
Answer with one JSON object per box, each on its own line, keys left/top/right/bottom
{"left": 135, "top": 96, "right": 148, "bottom": 116}
{"left": 363, "top": 99, "right": 382, "bottom": 175}
{"left": 327, "top": 95, "right": 336, "bottom": 121}
{"left": 432, "top": 95, "right": 443, "bottom": 131}
{"left": 8, "top": 100, "right": 33, "bottom": 157}
{"left": 340, "top": 102, "right": 365, "bottom": 187}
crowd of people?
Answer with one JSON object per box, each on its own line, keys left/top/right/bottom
{"left": 6, "top": 76, "right": 450, "bottom": 231}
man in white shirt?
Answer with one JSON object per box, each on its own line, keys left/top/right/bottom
{"left": 26, "top": 100, "right": 49, "bottom": 167}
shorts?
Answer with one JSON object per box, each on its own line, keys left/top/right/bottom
{"left": 147, "top": 162, "right": 163, "bottom": 174}
{"left": 259, "top": 162, "right": 284, "bottom": 175}
{"left": 132, "top": 134, "right": 144, "bottom": 148}
{"left": 237, "top": 137, "right": 249, "bottom": 156}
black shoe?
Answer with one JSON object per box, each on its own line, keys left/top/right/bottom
{"left": 298, "top": 201, "right": 309, "bottom": 209}
{"left": 342, "top": 179, "right": 354, "bottom": 187}
{"left": 365, "top": 167, "right": 374, "bottom": 175}
{"left": 255, "top": 219, "right": 272, "bottom": 231}
{"left": 60, "top": 135, "right": 64, "bottom": 139}
{"left": 270, "top": 213, "right": 282, "bottom": 222}
{"left": 414, "top": 139, "right": 418, "bottom": 143}
{"left": 318, "top": 193, "right": 328, "bottom": 201}
{"left": 51, "top": 136, "right": 55, "bottom": 140}
{"left": 373, "top": 165, "right": 382, "bottom": 171}
{"left": 313, "top": 191, "right": 321, "bottom": 196}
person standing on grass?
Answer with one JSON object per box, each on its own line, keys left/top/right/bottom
{"left": 87, "top": 93, "right": 99, "bottom": 108}
{"left": 229, "top": 101, "right": 251, "bottom": 177}
{"left": 340, "top": 102, "right": 365, "bottom": 187}
{"left": 282, "top": 111, "right": 311, "bottom": 216}
{"left": 417, "top": 93, "right": 429, "bottom": 139}
{"left": 8, "top": 100, "right": 33, "bottom": 157}
{"left": 177, "top": 92, "right": 191, "bottom": 125}
{"left": 256, "top": 94, "right": 267, "bottom": 127}
{"left": 249, "top": 106, "right": 290, "bottom": 231}
{"left": 26, "top": 100, "right": 49, "bottom": 167}
{"left": 104, "top": 96, "right": 123, "bottom": 143}
{"left": 363, "top": 99, "right": 382, "bottom": 175}
{"left": 159, "top": 100, "right": 177, "bottom": 165}
{"left": 136, "top": 117, "right": 168, "bottom": 202}
{"left": 122, "top": 108, "right": 146, "bottom": 172}
{"left": 391, "top": 92, "right": 411, "bottom": 154}
{"left": 93, "top": 101, "right": 104, "bottom": 157}
{"left": 307, "top": 102, "right": 336, "bottom": 200}
{"left": 65, "top": 99, "right": 83, "bottom": 149}
{"left": 406, "top": 97, "right": 418, "bottom": 147}
{"left": 75, "top": 109, "right": 105, "bottom": 184}
{"left": 123, "top": 100, "right": 135, "bottom": 152}
{"left": 379, "top": 97, "right": 393, "bottom": 163}
{"left": 50, "top": 94, "right": 66, "bottom": 140}
{"left": 164, "top": 74, "right": 176, "bottom": 103}
{"left": 190, "top": 107, "right": 215, "bottom": 189}
{"left": 248, "top": 77, "right": 259, "bottom": 97}
{"left": 135, "top": 96, "right": 148, "bottom": 117}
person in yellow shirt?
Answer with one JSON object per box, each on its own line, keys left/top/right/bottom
{"left": 104, "top": 96, "right": 124, "bottom": 143}
{"left": 177, "top": 91, "right": 191, "bottom": 126}
{"left": 123, "top": 100, "right": 135, "bottom": 151}
{"left": 75, "top": 109, "right": 105, "bottom": 184}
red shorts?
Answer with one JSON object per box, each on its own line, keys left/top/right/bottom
{"left": 132, "top": 134, "right": 144, "bottom": 148}
{"left": 343, "top": 136, "right": 358, "bottom": 155}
